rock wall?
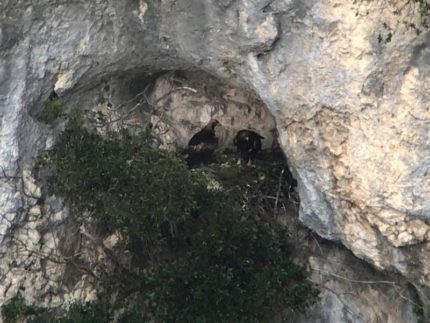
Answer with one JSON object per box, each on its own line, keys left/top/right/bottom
{"left": 264, "top": 0, "right": 430, "bottom": 289}
{"left": 298, "top": 242, "right": 418, "bottom": 323}
{"left": 0, "top": 0, "right": 429, "bottom": 320}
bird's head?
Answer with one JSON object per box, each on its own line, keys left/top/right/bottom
{"left": 208, "top": 119, "right": 220, "bottom": 130}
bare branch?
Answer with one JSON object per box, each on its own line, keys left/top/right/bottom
{"left": 408, "top": 111, "right": 430, "bottom": 122}
{"left": 309, "top": 279, "right": 363, "bottom": 320}
{"left": 274, "top": 167, "right": 285, "bottom": 217}
{"left": 153, "top": 86, "right": 197, "bottom": 105}
{"left": 312, "top": 267, "right": 424, "bottom": 311}
{"left": 312, "top": 268, "right": 396, "bottom": 285}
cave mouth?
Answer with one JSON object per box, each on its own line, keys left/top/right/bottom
{"left": 34, "top": 68, "right": 298, "bottom": 194}
{"left": 37, "top": 69, "right": 285, "bottom": 155}
{"left": 33, "top": 67, "right": 299, "bottom": 212}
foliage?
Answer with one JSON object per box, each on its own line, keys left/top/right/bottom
{"left": 41, "top": 98, "right": 64, "bottom": 124}
{"left": 52, "top": 301, "right": 111, "bottom": 323}
{"left": 1, "top": 294, "right": 46, "bottom": 323}
{"left": 144, "top": 210, "right": 317, "bottom": 322}
{"left": 43, "top": 123, "right": 213, "bottom": 261}
{"left": 39, "top": 118, "right": 319, "bottom": 322}
{"left": 116, "top": 308, "right": 143, "bottom": 323}
{"left": 1, "top": 294, "right": 27, "bottom": 323}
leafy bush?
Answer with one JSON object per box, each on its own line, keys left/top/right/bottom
{"left": 1, "top": 294, "right": 46, "bottom": 323}
{"left": 43, "top": 124, "right": 214, "bottom": 261}
{"left": 144, "top": 211, "right": 317, "bottom": 322}
{"left": 41, "top": 98, "right": 63, "bottom": 124}
{"left": 40, "top": 119, "right": 319, "bottom": 322}
{"left": 1, "top": 294, "right": 27, "bottom": 323}
{"left": 52, "top": 301, "right": 111, "bottom": 323}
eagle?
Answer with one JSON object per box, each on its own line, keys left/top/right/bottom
{"left": 233, "top": 129, "right": 264, "bottom": 165}
{"left": 186, "top": 119, "right": 220, "bottom": 166}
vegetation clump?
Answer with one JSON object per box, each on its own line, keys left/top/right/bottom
{"left": 41, "top": 97, "right": 64, "bottom": 124}
{"left": 1, "top": 297, "right": 111, "bottom": 323}
{"left": 1, "top": 294, "right": 46, "bottom": 323}
{"left": 35, "top": 113, "right": 318, "bottom": 322}
{"left": 52, "top": 301, "right": 111, "bottom": 323}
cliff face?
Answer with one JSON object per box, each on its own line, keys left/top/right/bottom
{"left": 0, "top": 0, "right": 429, "bottom": 319}
{"left": 267, "top": 0, "right": 430, "bottom": 282}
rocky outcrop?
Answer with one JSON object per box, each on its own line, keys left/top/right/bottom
{"left": 0, "top": 0, "right": 429, "bottom": 319}
{"left": 298, "top": 242, "right": 418, "bottom": 323}
{"left": 261, "top": 0, "right": 430, "bottom": 287}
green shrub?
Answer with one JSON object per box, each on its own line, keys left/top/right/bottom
{"left": 52, "top": 301, "right": 111, "bottom": 323}
{"left": 116, "top": 308, "right": 143, "bottom": 323}
{"left": 44, "top": 124, "right": 213, "bottom": 260}
{"left": 144, "top": 210, "right": 318, "bottom": 322}
{"left": 1, "top": 294, "right": 46, "bottom": 323}
{"left": 40, "top": 120, "right": 319, "bottom": 322}
{"left": 1, "top": 294, "right": 27, "bottom": 323}
{"left": 41, "top": 98, "right": 63, "bottom": 124}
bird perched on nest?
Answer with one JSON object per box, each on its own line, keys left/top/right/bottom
{"left": 186, "top": 119, "right": 220, "bottom": 167}
{"left": 233, "top": 129, "right": 264, "bottom": 165}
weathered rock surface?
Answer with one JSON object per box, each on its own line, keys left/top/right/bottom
{"left": 298, "top": 242, "right": 418, "bottom": 323}
{"left": 264, "top": 0, "right": 430, "bottom": 288}
{"left": 0, "top": 0, "right": 429, "bottom": 320}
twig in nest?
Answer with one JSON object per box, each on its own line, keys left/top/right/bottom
{"left": 153, "top": 86, "right": 197, "bottom": 105}
{"left": 274, "top": 167, "right": 285, "bottom": 217}
{"left": 310, "top": 268, "right": 424, "bottom": 313}
{"left": 108, "top": 86, "right": 151, "bottom": 112}
{"left": 79, "top": 226, "right": 138, "bottom": 286}
{"left": 310, "top": 232, "right": 324, "bottom": 255}
{"left": 408, "top": 111, "right": 430, "bottom": 121}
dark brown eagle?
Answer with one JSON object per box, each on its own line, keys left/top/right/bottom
{"left": 186, "top": 119, "right": 220, "bottom": 166}
{"left": 233, "top": 129, "right": 264, "bottom": 165}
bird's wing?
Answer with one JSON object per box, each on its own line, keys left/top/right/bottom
{"left": 188, "top": 131, "right": 205, "bottom": 146}
{"left": 188, "top": 130, "right": 218, "bottom": 151}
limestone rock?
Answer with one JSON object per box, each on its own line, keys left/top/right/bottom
{"left": 297, "top": 244, "right": 418, "bottom": 323}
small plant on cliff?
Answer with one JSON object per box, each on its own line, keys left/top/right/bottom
{"left": 1, "top": 294, "right": 27, "bottom": 323}
{"left": 38, "top": 115, "right": 319, "bottom": 322}
{"left": 41, "top": 97, "right": 64, "bottom": 124}
{"left": 1, "top": 294, "right": 46, "bottom": 323}
{"left": 52, "top": 301, "right": 111, "bottom": 323}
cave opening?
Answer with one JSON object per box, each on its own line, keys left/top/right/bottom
{"left": 36, "top": 68, "right": 299, "bottom": 193}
